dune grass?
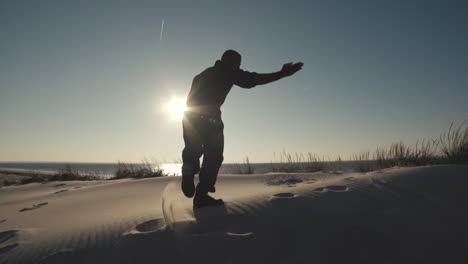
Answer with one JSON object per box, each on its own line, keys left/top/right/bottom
{"left": 352, "top": 121, "right": 467, "bottom": 172}
{"left": 112, "top": 160, "right": 167, "bottom": 179}
{"left": 2, "top": 121, "right": 466, "bottom": 185}
{"left": 272, "top": 151, "right": 326, "bottom": 173}
{"left": 19, "top": 165, "right": 101, "bottom": 184}
{"left": 1, "top": 160, "right": 169, "bottom": 187}
{"left": 269, "top": 121, "right": 467, "bottom": 173}
{"left": 352, "top": 152, "right": 374, "bottom": 172}
{"left": 0, "top": 178, "right": 19, "bottom": 187}
{"left": 51, "top": 165, "right": 101, "bottom": 181}
{"left": 234, "top": 156, "right": 255, "bottom": 174}
{"left": 439, "top": 121, "right": 468, "bottom": 163}
{"left": 0, "top": 165, "right": 103, "bottom": 186}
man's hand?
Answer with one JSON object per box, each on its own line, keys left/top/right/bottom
{"left": 235, "top": 62, "right": 304, "bottom": 88}
{"left": 281, "top": 62, "right": 304, "bottom": 77}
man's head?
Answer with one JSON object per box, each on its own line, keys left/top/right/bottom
{"left": 221, "top": 50, "right": 241, "bottom": 70}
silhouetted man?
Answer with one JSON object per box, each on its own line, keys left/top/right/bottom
{"left": 182, "top": 50, "right": 303, "bottom": 208}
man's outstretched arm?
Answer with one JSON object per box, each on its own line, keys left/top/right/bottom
{"left": 234, "top": 62, "right": 304, "bottom": 89}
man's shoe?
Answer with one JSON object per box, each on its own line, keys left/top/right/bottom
{"left": 193, "top": 194, "right": 224, "bottom": 209}
{"left": 181, "top": 175, "right": 195, "bottom": 198}
{"left": 208, "top": 186, "right": 216, "bottom": 193}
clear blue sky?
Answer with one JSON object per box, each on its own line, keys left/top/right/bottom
{"left": 0, "top": 0, "right": 467, "bottom": 163}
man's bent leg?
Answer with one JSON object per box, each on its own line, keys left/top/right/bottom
{"left": 181, "top": 115, "right": 203, "bottom": 198}
{"left": 194, "top": 152, "right": 224, "bottom": 209}
{"left": 197, "top": 123, "right": 224, "bottom": 196}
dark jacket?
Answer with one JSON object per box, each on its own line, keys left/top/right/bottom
{"left": 186, "top": 60, "right": 284, "bottom": 119}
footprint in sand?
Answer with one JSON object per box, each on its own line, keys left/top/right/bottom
{"left": 135, "top": 218, "right": 165, "bottom": 233}
{"left": 0, "top": 244, "right": 17, "bottom": 255}
{"left": 0, "top": 230, "right": 17, "bottom": 244}
{"left": 273, "top": 192, "right": 295, "bottom": 198}
{"left": 0, "top": 219, "right": 6, "bottom": 224}
{"left": 0, "top": 230, "right": 19, "bottom": 255}
{"left": 268, "top": 192, "right": 298, "bottom": 201}
{"left": 226, "top": 232, "right": 254, "bottom": 238}
{"left": 327, "top": 185, "right": 349, "bottom": 191}
{"left": 52, "top": 183, "right": 66, "bottom": 188}
{"left": 54, "top": 189, "right": 68, "bottom": 194}
{"left": 265, "top": 176, "right": 305, "bottom": 186}
{"left": 371, "top": 178, "right": 389, "bottom": 184}
{"left": 284, "top": 178, "right": 303, "bottom": 185}
{"left": 313, "top": 185, "right": 349, "bottom": 193}
{"left": 73, "top": 186, "right": 81, "bottom": 189}
{"left": 19, "top": 202, "right": 48, "bottom": 212}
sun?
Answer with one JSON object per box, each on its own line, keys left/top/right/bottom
{"left": 164, "top": 97, "right": 187, "bottom": 121}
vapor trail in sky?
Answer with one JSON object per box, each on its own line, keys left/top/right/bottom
{"left": 160, "top": 19, "right": 164, "bottom": 41}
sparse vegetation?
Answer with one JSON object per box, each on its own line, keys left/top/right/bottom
{"left": 302, "top": 153, "right": 326, "bottom": 172}
{"left": 19, "top": 164, "right": 100, "bottom": 184}
{"left": 113, "top": 160, "right": 167, "bottom": 179}
{"left": 19, "top": 175, "right": 49, "bottom": 185}
{"left": 269, "top": 121, "right": 467, "bottom": 173}
{"left": 352, "top": 121, "right": 467, "bottom": 172}
{"left": 1, "top": 121, "right": 466, "bottom": 186}
{"left": 336, "top": 156, "right": 343, "bottom": 171}
{"left": 234, "top": 156, "right": 254, "bottom": 174}
{"left": 1, "top": 178, "right": 19, "bottom": 187}
{"left": 439, "top": 121, "right": 468, "bottom": 163}
{"left": 272, "top": 151, "right": 325, "bottom": 173}
{"left": 1, "top": 160, "right": 170, "bottom": 188}
{"left": 352, "top": 152, "right": 374, "bottom": 172}
{"left": 50, "top": 164, "right": 101, "bottom": 181}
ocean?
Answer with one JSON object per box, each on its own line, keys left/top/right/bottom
{"left": 0, "top": 161, "right": 360, "bottom": 178}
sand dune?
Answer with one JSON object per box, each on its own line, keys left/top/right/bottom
{"left": 0, "top": 165, "right": 467, "bottom": 263}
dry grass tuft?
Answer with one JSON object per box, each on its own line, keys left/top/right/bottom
{"left": 439, "top": 121, "right": 468, "bottom": 163}
{"left": 113, "top": 160, "right": 167, "bottom": 179}
{"left": 272, "top": 151, "right": 325, "bottom": 173}
{"left": 234, "top": 156, "right": 255, "bottom": 174}
{"left": 352, "top": 121, "right": 467, "bottom": 172}
{"left": 352, "top": 152, "right": 374, "bottom": 172}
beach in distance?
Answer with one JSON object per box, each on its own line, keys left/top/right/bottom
{"left": 0, "top": 160, "right": 363, "bottom": 178}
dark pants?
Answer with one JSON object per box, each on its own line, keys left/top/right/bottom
{"left": 182, "top": 111, "right": 224, "bottom": 195}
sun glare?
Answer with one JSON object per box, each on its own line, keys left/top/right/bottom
{"left": 164, "top": 97, "right": 187, "bottom": 121}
